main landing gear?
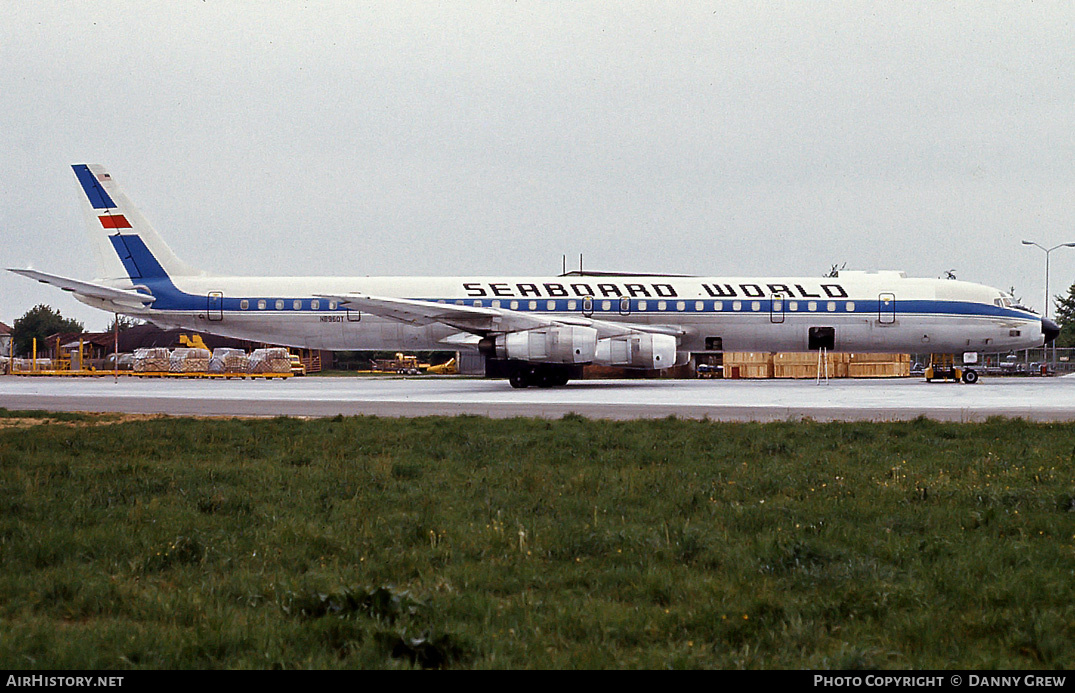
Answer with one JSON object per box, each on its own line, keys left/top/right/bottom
{"left": 508, "top": 363, "right": 572, "bottom": 389}
{"left": 485, "top": 359, "right": 581, "bottom": 388}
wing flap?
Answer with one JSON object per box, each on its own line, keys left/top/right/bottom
{"left": 316, "top": 293, "right": 552, "bottom": 333}
{"left": 316, "top": 292, "right": 686, "bottom": 341}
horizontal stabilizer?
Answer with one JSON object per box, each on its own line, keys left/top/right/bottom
{"left": 7, "top": 268, "right": 156, "bottom": 308}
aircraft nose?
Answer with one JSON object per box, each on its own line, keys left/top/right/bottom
{"left": 1042, "top": 317, "right": 1061, "bottom": 344}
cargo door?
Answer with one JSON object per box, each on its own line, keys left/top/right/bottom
{"left": 207, "top": 291, "right": 223, "bottom": 322}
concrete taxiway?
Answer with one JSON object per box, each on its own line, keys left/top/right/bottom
{"left": 2, "top": 375, "right": 1075, "bottom": 422}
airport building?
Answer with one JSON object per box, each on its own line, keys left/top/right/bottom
{"left": 0, "top": 322, "right": 11, "bottom": 358}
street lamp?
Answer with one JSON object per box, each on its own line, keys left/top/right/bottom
{"left": 1021, "top": 240, "right": 1075, "bottom": 368}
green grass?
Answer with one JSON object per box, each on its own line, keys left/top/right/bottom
{"left": 1, "top": 412, "right": 1073, "bottom": 669}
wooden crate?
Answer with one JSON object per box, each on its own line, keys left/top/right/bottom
{"left": 847, "top": 361, "right": 910, "bottom": 378}
{"left": 848, "top": 352, "right": 910, "bottom": 363}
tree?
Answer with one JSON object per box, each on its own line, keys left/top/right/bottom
{"left": 1054, "top": 282, "right": 1075, "bottom": 348}
{"left": 106, "top": 315, "right": 143, "bottom": 333}
{"left": 11, "top": 304, "right": 84, "bottom": 357}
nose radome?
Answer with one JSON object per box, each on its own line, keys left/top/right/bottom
{"left": 1042, "top": 318, "right": 1060, "bottom": 344}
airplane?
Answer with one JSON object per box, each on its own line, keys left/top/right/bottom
{"left": 9, "top": 164, "right": 1060, "bottom": 387}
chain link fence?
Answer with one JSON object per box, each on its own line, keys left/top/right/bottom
{"left": 911, "top": 347, "right": 1075, "bottom": 376}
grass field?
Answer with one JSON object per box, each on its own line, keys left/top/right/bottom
{"left": 0, "top": 408, "right": 1073, "bottom": 669}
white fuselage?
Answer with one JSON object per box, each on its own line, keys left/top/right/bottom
{"left": 78, "top": 270, "right": 1045, "bottom": 356}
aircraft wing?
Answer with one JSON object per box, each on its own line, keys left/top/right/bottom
{"left": 7, "top": 268, "right": 156, "bottom": 307}
{"left": 315, "top": 292, "right": 686, "bottom": 339}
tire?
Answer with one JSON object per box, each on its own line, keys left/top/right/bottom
{"left": 509, "top": 371, "right": 530, "bottom": 388}
{"left": 962, "top": 369, "right": 979, "bottom": 384}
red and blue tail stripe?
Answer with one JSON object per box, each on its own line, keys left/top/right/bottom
{"left": 72, "top": 164, "right": 132, "bottom": 229}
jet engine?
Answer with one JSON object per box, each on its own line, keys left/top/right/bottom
{"left": 593, "top": 333, "right": 677, "bottom": 370}
{"left": 482, "top": 326, "right": 598, "bottom": 364}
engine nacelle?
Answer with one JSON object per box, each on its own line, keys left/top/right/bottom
{"left": 488, "top": 326, "right": 598, "bottom": 364}
{"left": 593, "top": 333, "right": 677, "bottom": 370}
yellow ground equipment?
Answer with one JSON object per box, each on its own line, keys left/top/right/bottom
{"left": 426, "top": 357, "right": 457, "bottom": 375}
{"left": 179, "top": 334, "right": 209, "bottom": 350}
{"left": 925, "top": 354, "right": 979, "bottom": 384}
{"left": 372, "top": 353, "right": 422, "bottom": 375}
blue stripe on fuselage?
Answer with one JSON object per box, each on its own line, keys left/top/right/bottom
{"left": 72, "top": 164, "right": 117, "bottom": 210}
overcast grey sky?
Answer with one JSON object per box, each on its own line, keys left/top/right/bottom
{"left": 3, "top": 2, "right": 1074, "bottom": 331}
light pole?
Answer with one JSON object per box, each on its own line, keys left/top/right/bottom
{"left": 1021, "top": 240, "right": 1075, "bottom": 369}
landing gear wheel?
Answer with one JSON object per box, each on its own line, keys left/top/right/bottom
{"left": 961, "top": 369, "right": 978, "bottom": 384}
{"left": 536, "top": 365, "right": 570, "bottom": 388}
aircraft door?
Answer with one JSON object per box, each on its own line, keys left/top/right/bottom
{"left": 879, "top": 293, "right": 896, "bottom": 324}
{"left": 207, "top": 291, "right": 223, "bottom": 322}
{"left": 770, "top": 293, "right": 786, "bottom": 324}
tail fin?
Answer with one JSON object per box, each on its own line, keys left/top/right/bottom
{"left": 72, "top": 164, "right": 204, "bottom": 282}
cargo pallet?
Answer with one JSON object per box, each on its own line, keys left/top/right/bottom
{"left": 10, "top": 370, "right": 292, "bottom": 379}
